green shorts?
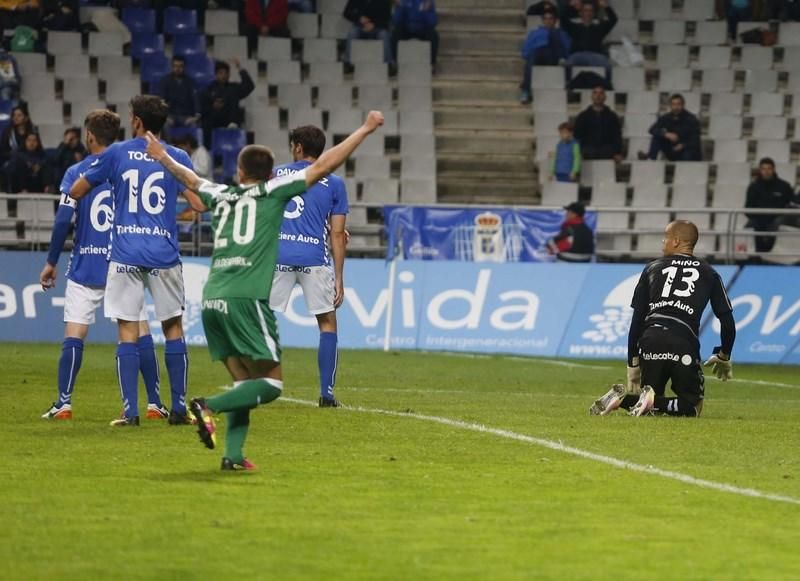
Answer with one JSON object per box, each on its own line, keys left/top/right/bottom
{"left": 201, "top": 298, "right": 282, "bottom": 362}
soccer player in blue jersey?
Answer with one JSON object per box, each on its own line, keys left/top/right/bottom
{"left": 39, "top": 110, "right": 167, "bottom": 421}
{"left": 70, "top": 95, "right": 194, "bottom": 427}
{"left": 269, "top": 125, "right": 349, "bottom": 407}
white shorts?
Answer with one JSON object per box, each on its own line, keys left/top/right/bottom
{"left": 64, "top": 279, "right": 147, "bottom": 325}
{"left": 104, "top": 261, "right": 185, "bottom": 322}
{"left": 269, "top": 264, "right": 335, "bottom": 315}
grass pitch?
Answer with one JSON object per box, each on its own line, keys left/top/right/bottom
{"left": 2, "top": 343, "right": 799, "bottom": 580}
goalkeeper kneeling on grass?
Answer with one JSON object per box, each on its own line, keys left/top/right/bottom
{"left": 590, "top": 220, "right": 736, "bottom": 418}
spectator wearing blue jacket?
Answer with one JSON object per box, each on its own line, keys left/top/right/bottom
{"left": 392, "top": 0, "right": 439, "bottom": 66}
{"left": 520, "top": 10, "right": 570, "bottom": 104}
{"left": 551, "top": 122, "right": 581, "bottom": 183}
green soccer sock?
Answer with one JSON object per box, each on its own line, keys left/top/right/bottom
{"left": 206, "top": 378, "right": 283, "bottom": 413}
{"left": 224, "top": 409, "right": 250, "bottom": 464}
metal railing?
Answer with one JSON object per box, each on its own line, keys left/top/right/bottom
{"left": 2, "top": 193, "right": 798, "bottom": 264}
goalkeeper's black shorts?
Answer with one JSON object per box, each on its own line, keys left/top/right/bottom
{"left": 638, "top": 324, "right": 704, "bottom": 405}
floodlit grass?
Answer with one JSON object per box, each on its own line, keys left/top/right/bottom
{"left": 2, "top": 343, "right": 799, "bottom": 580}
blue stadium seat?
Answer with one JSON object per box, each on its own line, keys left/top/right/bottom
{"left": 139, "top": 52, "right": 170, "bottom": 89}
{"left": 212, "top": 128, "right": 247, "bottom": 180}
{"left": 130, "top": 33, "right": 164, "bottom": 60}
{"left": 122, "top": 8, "right": 156, "bottom": 34}
{"left": 164, "top": 7, "right": 199, "bottom": 35}
{"left": 184, "top": 54, "right": 215, "bottom": 88}
{"left": 0, "top": 100, "right": 12, "bottom": 136}
{"left": 173, "top": 34, "right": 206, "bottom": 56}
{"left": 166, "top": 125, "right": 203, "bottom": 144}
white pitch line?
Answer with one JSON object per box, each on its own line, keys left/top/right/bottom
{"left": 431, "top": 351, "right": 613, "bottom": 370}
{"left": 721, "top": 377, "right": 800, "bottom": 390}
{"left": 281, "top": 396, "right": 800, "bottom": 507}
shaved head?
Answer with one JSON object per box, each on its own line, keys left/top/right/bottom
{"left": 662, "top": 220, "right": 699, "bottom": 256}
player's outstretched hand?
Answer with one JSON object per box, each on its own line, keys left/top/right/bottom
{"left": 364, "top": 111, "right": 384, "bottom": 133}
{"left": 144, "top": 131, "right": 166, "bottom": 161}
{"left": 40, "top": 263, "right": 57, "bottom": 291}
{"left": 704, "top": 353, "right": 733, "bottom": 381}
{"left": 627, "top": 357, "right": 642, "bottom": 394}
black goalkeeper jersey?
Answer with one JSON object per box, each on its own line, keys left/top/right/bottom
{"left": 630, "top": 253, "right": 733, "bottom": 341}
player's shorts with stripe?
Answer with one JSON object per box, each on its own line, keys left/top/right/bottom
{"left": 201, "top": 298, "right": 282, "bottom": 362}
{"left": 269, "top": 264, "right": 335, "bottom": 315}
{"left": 639, "top": 324, "right": 704, "bottom": 405}
{"left": 104, "top": 261, "right": 185, "bottom": 322}
{"left": 64, "top": 278, "right": 147, "bottom": 325}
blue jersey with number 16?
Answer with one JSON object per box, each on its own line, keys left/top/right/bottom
{"left": 57, "top": 154, "right": 114, "bottom": 287}
{"left": 82, "top": 136, "right": 193, "bottom": 269}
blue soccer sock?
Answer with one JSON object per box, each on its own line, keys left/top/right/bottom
{"left": 116, "top": 342, "right": 140, "bottom": 418}
{"left": 318, "top": 332, "right": 338, "bottom": 400}
{"left": 57, "top": 337, "right": 84, "bottom": 406}
{"left": 165, "top": 337, "right": 188, "bottom": 414}
{"left": 137, "top": 334, "right": 162, "bottom": 407}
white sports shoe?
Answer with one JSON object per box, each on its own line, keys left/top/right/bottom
{"left": 41, "top": 402, "right": 72, "bottom": 420}
{"left": 629, "top": 386, "right": 655, "bottom": 417}
{"left": 589, "top": 384, "right": 626, "bottom": 416}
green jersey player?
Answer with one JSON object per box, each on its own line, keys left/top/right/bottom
{"left": 143, "top": 111, "right": 384, "bottom": 470}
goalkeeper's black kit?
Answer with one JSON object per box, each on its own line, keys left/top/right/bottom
{"left": 627, "top": 254, "right": 736, "bottom": 405}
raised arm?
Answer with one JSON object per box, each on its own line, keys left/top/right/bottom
{"left": 144, "top": 131, "right": 209, "bottom": 212}
{"left": 305, "top": 111, "right": 384, "bottom": 187}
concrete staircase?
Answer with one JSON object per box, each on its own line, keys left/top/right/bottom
{"left": 434, "top": 0, "right": 537, "bottom": 204}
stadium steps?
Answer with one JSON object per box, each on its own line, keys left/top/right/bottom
{"left": 434, "top": 0, "right": 535, "bottom": 204}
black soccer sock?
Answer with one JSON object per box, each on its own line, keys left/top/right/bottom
{"left": 619, "top": 395, "right": 640, "bottom": 410}
{"left": 654, "top": 396, "right": 698, "bottom": 417}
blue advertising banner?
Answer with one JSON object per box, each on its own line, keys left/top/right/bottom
{"left": 384, "top": 206, "right": 597, "bottom": 262}
{"left": 557, "top": 264, "right": 738, "bottom": 360}
{"left": 699, "top": 266, "right": 800, "bottom": 364}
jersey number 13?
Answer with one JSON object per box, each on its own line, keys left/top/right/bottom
{"left": 661, "top": 266, "right": 699, "bottom": 298}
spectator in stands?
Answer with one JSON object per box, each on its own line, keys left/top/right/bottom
{"left": 2, "top": 132, "right": 50, "bottom": 193}
{"left": 199, "top": 59, "right": 255, "bottom": 146}
{"left": 527, "top": 0, "right": 581, "bottom": 18}
{"left": 519, "top": 9, "right": 570, "bottom": 104}
{"left": 551, "top": 121, "right": 581, "bottom": 183}
{"left": 392, "top": 0, "right": 439, "bottom": 67}
{"left": 745, "top": 157, "right": 796, "bottom": 253}
{"left": 41, "top": 0, "right": 81, "bottom": 31}
{"left": 289, "top": 0, "right": 315, "bottom": 12}
{"left": 639, "top": 94, "right": 702, "bottom": 162}
{"left": 0, "top": 104, "right": 35, "bottom": 163}
{"left": 158, "top": 56, "right": 199, "bottom": 130}
{"left": 547, "top": 202, "right": 595, "bottom": 262}
{"left": 48, "top": 126, "right": 86, "bottom": 190}
{"left": 173, "top": 133, "right": 211, "bottom": 179}
{"left": 560, "top": 0, "right": 617, "bottom": 81}
{"left": 0, "top": 0, "right": 41, "bottom": 31}
{"left": 343, "top": 0, "right": 394, "bottom": 68}
{"left": 573, "top": 85, "right": 622, "bottom": 161}
{"left": 0, "top": 49, "right": 20, "bottom": 103}
{"left": 243, "top": 0, "right": 290, "bottom": 54}
{"left": 726, "top": 0, "right": 753, "bottom": 41}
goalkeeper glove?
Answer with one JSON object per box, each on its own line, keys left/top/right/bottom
{"left": 704, "top": 349, "right": 732, "bottom": 381}
{"left": 626, "top": 357, "right": 642, "bottom": 395}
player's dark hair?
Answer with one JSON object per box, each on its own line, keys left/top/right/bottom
{"left": 84, "top": 110, "right": 120, "bottom": 146}
{"left": 130, "top": 94, "right": 168, "bottom": 134}
{"left": 669, "top": 93, "right": 685, "bottom": 105}
{"left": 289, "top": 125, "right": 326, "bottom": 159}
{"left": 238, "top": 144, "right": 275, "bottom": 182}
{"left": 758, "top": 157, "right": 775, "bottom": 168}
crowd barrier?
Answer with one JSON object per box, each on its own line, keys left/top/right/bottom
{"left": 1, "top": 252, "right": 797, "bottom": 364}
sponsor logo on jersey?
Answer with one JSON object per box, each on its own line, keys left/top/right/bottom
{"left": 648, "top": 299, "right": 696, "bottom": 315}
{"left": 283, "top": 195, "right": 305, "bottom": 219}
{"left": 202, "top": 299, "right": 228, "bottom": 314}
{"left": 275, "top": 265, "right": 312, "bottom": 274}
{"left": 640, "top": 351, "right": 695, "bottom": 365}
{"left": 78, "top": 244, "right": 108, "bottom": 256}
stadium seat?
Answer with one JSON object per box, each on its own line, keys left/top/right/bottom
{"left": 710, "top": 92, "right": 743, "bottom": 115}
{"left": 211, "top": 128, "right": 246, "bottom": 155}
{"left": 354, "top": 63, "right": 388, "bottom": 85}
{"left": 591, "top": 183, "right": 627, "bottom": 206}
{"left": 358, "top": 85, "right": 392, "bottom": 109}
{"left": 38, "top": 123, "right": 66, "bottom": 148}
{"left": 739, "top": 46, "right": 774, "bottom": 70}
{"left": 534, "top": 113, "right": 560, "bottom": 136}
{"left": 317, "top": 84, "right": 354, "bottom": 109}
{"left": 361, "top": 178, "right": 399, "bottom": 203}
{"left": 779, "top": 22, "right": 800, "bottom": 46}
{"left": 28, "top": 100, "right": 64, "bottom": 125}
{"left": 204, "top": 10, "right": 239, "bottom": 35}
{"left": 639, "top": 0, "right": 671, "bottom": 20}
{"left": 401, "top": 156, "right": 436, "bottom": 180}
{"left": 531, "top": 89, "right": 566, "bottom": 113}
{"left": 580, "top": 160, "right": 616, "bottom": 186}
{"left": 277, "top": 84, "right": 312, "bottom": 109}
{"left": 164, "top": 6, "right": 198, "bottom": 35}
{"left": 657, "top": 45, "right": 689, "bottom": 69}
{"left": 46, "top": 31, "right": 82, "bottom": 55}
{"left": 69, "top": 100, "right": 105, "bottom": 125}
{"left": 398, "top": 86, "right": 432, "bottom": 111}
{"left": 400, "top": 134, "right": 435, "bottom": 157}
{"left": 213, "top": 35, "right": 248, "bottom": 60}
{"left": 653, "top": 20, "right": 685, "bottom": 44}
{"left": 17, "top": 199, "right": 55, "bottom": 225}
{"left": 55, "top": 54, "right": 91, "bottom": 79}
{"left": 303, "top": 38, "right": 338, "bottom": 63}
{"left": 755, "top": 140, "right": 790, "bottom": 163}
{"left": 713, "top": 140, "right": 748, "bottom": 163}
{"left": 606, "top": 18, "right": 639, "bottom": 43}
{"left": 21, "top": 75, "right": 55, "bottom": 102}
{"left": 400, "top": 179, "right": 437, "bottom": 204}
{"left": 96, "top": 55, "right": 133, "bottom": 81}
{"left": 629, "top": 161, "right": 665, "bottom": 186}
{"left": 714, "top": 162, "right": 752, "bottom": 185}
{"left": 88, "top": 31, "right": 125, "bottom": 56}
{"left": 531, "top": 66, "right": 564, "bottom": 90}
{"left": 320, "top": 14, "right": 350, "bottom": 39}
{"left": 173, "top": 34, "right": 206, "bottom": 56}
{"left": 244, "top": 106, "right": 280, "bottom": 131}
{"left": 673, "top": 162, "right": 709, "bottom": 186}
{"left": 692, "top": 21, "right": 727, "bottom": 45}
{"left": 399, "top": 110, "right": 434, "bottom": 135}
{"left": 351, "top": 133, "right": 385, "bottom": 157}
{"left": 625, "top": 91, "right": 659, "bottom": 114}
{"left": 780, "top": 47, "right": 800, "bottom": 70}
{"left": 122, "top": 8, "right": 156, "bottom": 34}
{"left": 62, "top": 77, "right": 99, "bottom": 102}
{"left": 398, "top": 40, "right": 430, "bottom": 64}
{"left": 288, "top": 13, "right": 319, "bottom": 39}
{"left": 131, "top": 33, "right": 165, "bottom": 60}
{"left": 696, "top": 46, "right": 731, "bottom": 69}
{"left": 612, "top": 68, "right": 645, "bottom": 91}
{"left": 288, "top": 107, "right": 323, "bottom": 131}
{"left": 398, "top": 62, "right": 432, "bottom": 86}
{"left": 672, "top": 185, "right": 710, "bottom": 229}
{"left": 658, "top": 69, "right": 692, "bottom": 92}
{"left": 750, "top": 92, "right": 784, "bottom": 117}
{"left": 708, "top": 115, "right": 743, "bottom": 140}
{"left": 308, "top": 62, "right": 344, "bottom": 84}
{"left": 623, "top": 114, "right": 655, "bottom": 137}
{"left": 775, "top": 163, "right": 797, "bottom": 184}
{"left": 184, "top": 54, "right": 215, "bottom": 88}
{"left": 682, "top": 0, "right": 715, "bottom": 19}
{"left": 355, "top": 156, "right": 390, "bottom": 180}
{"left": 631, "top": 184, "right": 669, "bottom": 228}
{"left": 267, "top": 60, "right": 301, "bottom": 84}
{"left": 140, "top": 53, "right": 171, "bottom": 89}
{"left": 752, "top": 116, "right": 788, "bottom": 140}
{"left": 541, "top": 182, "right": 579, "bottom": 206}
{"left": 12, "top": 51, "right": 46, "bottom": 74}
{"left": 105, "top": 77, "right": 142, "bottom": 104}
{"left": 328, "top": 108, "right": 364, "bottom": 135}
{"left": 536, "top": 136, "right": 559, "bottom": 161}
{"left": 701, "top": 69, "right": 734, "bottom": 92}
{"left": 744, "top": 70, "right": 778, "bottom": 93}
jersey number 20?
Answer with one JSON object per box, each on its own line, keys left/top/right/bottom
{"left": 214, "top": 198, "right": 256, "bottom": 248}
{"left": 661, "top": 266, "right": 699, "bottom": 298}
